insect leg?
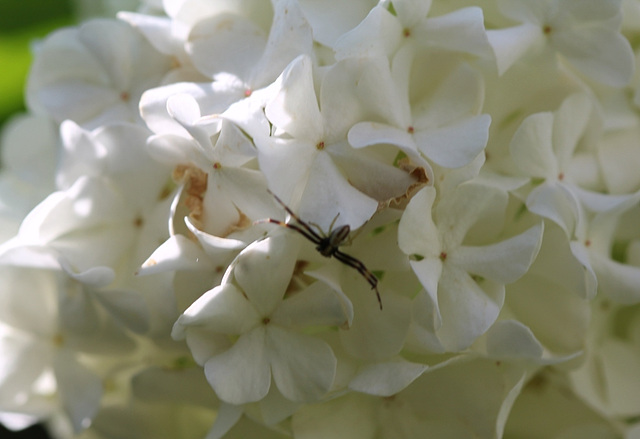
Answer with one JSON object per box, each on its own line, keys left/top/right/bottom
{"left": 333, "top": 250, "right": 382, "bottom": 310}
{"left": 267, "top": 189, "right": 321, "bottom": 238}
{"left": 254, "top": 218, "right": 323, "bottom": 245}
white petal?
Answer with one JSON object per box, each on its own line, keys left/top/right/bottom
{"left": 437, "top": 266, "right": 504, "bottom": 350}
{"left": 256, "top": 137, "right": 316, "bottom": 206}
{"left": 406, "top": 289, "right": 445, "bottom": 352}
{"left": 53, "top": 351, "right": 103, "bottom": 433}
{"left": 58, "top": 259, "right": 115, "bottom": 288}
{"left": 417, "top": 7, "right": 492, "bottom": 58}
{"left": 409, "top": 259, "right": 442, "bottom": 316}
{"left": 271, "top": 280, "right": 353, "bottom": 329}
{"left": 205, "top": 403, "right": 243, "bottom": 439}
{"left": 552, "top": 93, "right": 592, "bottom": 169}
{"left": 131, "top": 365, "right": 215, "bottom": 407}
{"left": 506, "top": 272, "right": 590, "bottom": 354}
{"left": 527, "top": 223, "right": 595, "bottom": 302}
{"left": 509, "top": 111, "right": 557, "bottom": 179}
{"left": 205, "top": 327, "right": 270, "bottom": 404}
{"left": 487, "top": 24, "right": 544, "bottom": 75}
{"left": 553, "top": 27, "right": 634, "bottom": 87}
{"left": 393, "top": 0, "right": 432, "bottom": 26}
{"left": 117, "top": 12, "right": 178, "bottom": 56}
{"left": 321, "top": 57, "right": 394, "bottom": 139}
{"left": 0, "top": 263, "right": 58, "bottom": 336}
{"left": 348, "top": 122, "right": 415, "bottom": 151}
{"left": 296, "top": 0, "right": 375, "bottom": 47}
{"left": 250, "top": 0, "right": 314, "bottom": 87}
{"left": 265, "top": 55, "right": 322, "bottom": 141}
{"left": 349, "top": 360, "right": 428, "bottom": 396}
{"left": 398, "top": 186, "right": 440, "bottom": 257}
{"left": 140, "top": 82, "right": 239, "bottom": 136}
{"left": 592, "top": 252, "right": 640, "bottom": 304}
{"left": 221, "top": 84, "right": 275, "bottom": 140}
{"left": 91, "top": 288, "right": 150, "bottom": 334}
{"left": 257, "top": 386, "right": 301, "bottom": 425}
{"left": 330, "top": 144, "right": 426, "bottom": 203}
{"left": 573, "top": 186, "right": 640, "bottom": 213}
{"left": 577, "top": 338, "right": 640, "bottom": 416}
{"left": 0, "top": 114, "right": 56, "bottom": 188}
{"left": 496, "top": 0, "right": 547, "bottom": 24}
{"left": 267, "top": 326, "right": 336, "bottom": 402}
{"left": 557, "top": 0, "right": 622, "bottom": 22}
{"left": 187, "top": 14, "right": 265, "bottom": 79}
{"left": 0, "top": 328, "right": 51, "bottom": 400}
{"left": 166, "top": 92, "right": 201, "bottom": 127}
{"left": 297, "top": 150, "right": 379, "bottom": 231}
{"left": 292, "top": 393, "right": 377, "bottom": 439}
{"left": 526, "top": 182, "right": 580, "bottom": 236}
{"left": 415, "top": 114, "right": 490, "bottom": 168}
{"left": 405, "top": 357, "right": 527, "bottom": 439}
{"left": 451, "top": 222, "right": 543, "bottom": 284}
{"left": 146, "top": 133, "right": 199, "bottom": 165}
{"left": 432, "top": 154, "right": 486, "bottom": 196}
{"left": 569, "top": 241, "right": 598, "bottom": 300}
{"left": 172, "top": 284, "right": 260, "bottom": 338}
{"left": 413, "top": 62, "right": 485, "bottom": 129}
{"left": 166, "top": 94, "right": 215, "bottom": 148}
{"left": 485, "top": 320, "right": 544, "bottom": 359}
{"left": 597, "top": 128, "right": 640, "bottom": 194}
{"left": 233, "top": 235, "right": 300, "bottom": 316}
{"left": 435, "top": 182, "right": 508, "bottom": 248}
{"left": 78, "top": 19, "right": 168, "bottom": 92}
{"left": 185, "top": 219, "right": 247, "bottom": 257}
{"left": 340, "top": 279, "right": 412, "bottom": 360}
{"left": 215, "top": 167, "right": 281, "bottom": 221}
{"left": 138, "top": 235, "right": 209, "bottom": 275}
{"left": 334, "top": 5, "right": 403, "bottom": 60}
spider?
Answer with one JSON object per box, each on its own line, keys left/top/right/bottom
{"left": 256, "top": 190, "right": 382, "bottom": 310}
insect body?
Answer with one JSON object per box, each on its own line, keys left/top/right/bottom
{"left": 257, "top": 190, "right": 382, "bottom": 310}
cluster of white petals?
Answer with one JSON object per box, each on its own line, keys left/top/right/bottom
{"left": 1, "top": 0, "right": 640, "bottom": 437}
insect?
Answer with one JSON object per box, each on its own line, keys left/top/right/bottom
{"left": 256, "top": 190, "right": 382, "bottom": 310}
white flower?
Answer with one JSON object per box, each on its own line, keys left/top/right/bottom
{"left": 347, "top": 49, "right": 490, "bottom": 172}
{"left": 172, "top": 234, "right": 352, "bottom": 405}
{"left": 145, "top": 94, "right": 279, "bottom": 236}
{"left": 258, "top": 55, "right": 421, "bottom": 231}
{"left": 398, "top": 183, "right": 543, "bottom": 351}
{"left": 334, "top": 0, "right": 492, "bottom": 60}
{"left": 27, "top": 19, "right": 173, "bottom": 128}
{"left": 488, "top": 0, "right": 634, "bottom": 86}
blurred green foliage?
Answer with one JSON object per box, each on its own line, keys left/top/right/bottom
{"left": 0, "top": 0, "right": 75, "bottom": 128}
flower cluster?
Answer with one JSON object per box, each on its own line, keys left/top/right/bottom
{"left": 1, "top": 0, "right": 640, "bottom": 438}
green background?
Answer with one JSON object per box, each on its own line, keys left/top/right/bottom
{"left": 0, "top": 0, "right": 74, "bottom": 130}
